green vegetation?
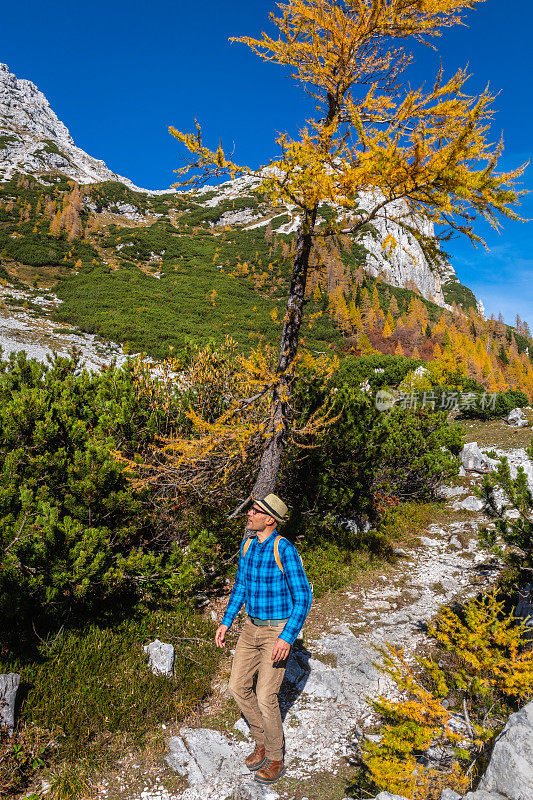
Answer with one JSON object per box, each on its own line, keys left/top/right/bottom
{"left": 479, "top": 443, "right": 533, "bottom": 571}
{"left": 442, "top": 279, "right": 479, "bottom": 311}
{"left": 0, "top": 224, "right": 97, "bottom": 268}
{"left": 55, "top": 262, "right": 280, "bottom": 355}
{"left": 0, "top": 134, "right": 18, "bottom": 150}
{"left": 0, "top": 340, "right": 466, "bottom": 791}
{"left": 284, "top": 357, "right": 462, "bottom": 525}
{"left": 458, "top": 388, "right": 529, "bottom": 420}
{"left": 2, "top": 608, "right": 221, "bottom": 763}
{"left": 53, "top": 260, "right": 339, "bottom": 357}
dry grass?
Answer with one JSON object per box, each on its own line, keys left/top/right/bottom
{"left": 455, "top": 418, "right": 533, "bottom": 450}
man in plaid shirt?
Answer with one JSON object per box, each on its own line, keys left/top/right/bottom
{"left": 215, "top": 493, "right": 312, "bottom": 785}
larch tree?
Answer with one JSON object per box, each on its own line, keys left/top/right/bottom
{"left": 170, "top": 0, "right": 526, "bottom": 503}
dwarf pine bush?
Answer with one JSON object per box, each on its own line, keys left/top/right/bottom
{"left": 478, "top": 447, "right": 533, "bottom": 570}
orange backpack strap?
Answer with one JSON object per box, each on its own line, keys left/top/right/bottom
{"left": 242, "top": 537, "right": 253, "bottom": 558}
{"left": 274, "top": 535, "right": 284, "bottom": 574}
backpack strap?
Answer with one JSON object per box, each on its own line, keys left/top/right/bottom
{"left": 274, "top": 535, "right": 284, "bottom": 573}
{"left": 242, "top": 535, "right": 284, "bottom": 574}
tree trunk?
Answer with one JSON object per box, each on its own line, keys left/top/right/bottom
{"left": 251, "top": 208, "right": 316, "bottom": 498}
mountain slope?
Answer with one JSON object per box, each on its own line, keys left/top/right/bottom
{"left": 3, "top": 61, "right": 529, "bottom": 399}
{"left": 0, "top": 61, "right": 472, "bottom": 310}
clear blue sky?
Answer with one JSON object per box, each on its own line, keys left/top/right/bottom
{"left": 2, "top": 1, "right": 532, "bottom": 326}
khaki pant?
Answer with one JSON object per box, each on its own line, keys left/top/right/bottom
{"left": 228, "top": 617, "right": 290, "bottom": 761}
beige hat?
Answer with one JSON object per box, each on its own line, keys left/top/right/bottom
{"left": 254, "top": 493, "right": 288, "bottom": 523}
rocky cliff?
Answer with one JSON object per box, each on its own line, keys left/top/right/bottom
{"left": 0, "top": 63, "right": 140, "bottom": 187}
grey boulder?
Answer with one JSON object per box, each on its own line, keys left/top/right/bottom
{"left": 0, "top": 673, "right": 20, "bottom": 734}
{"left": 166, "top": 728, "right": 247, "bottom": 785}
{"left": 460, "top": 442, "right": 496, "bottom": 473}
{"left": 233, "top": 782, "right": 279, "bottom": 799}
{"left": 477, "top": 699, "right": 533, "bottom": 800}
{"left": 452, "top": 495, "right": 484, "bottom": 512}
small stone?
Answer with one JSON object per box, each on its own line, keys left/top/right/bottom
{"left": 392, "top": 547, "right": 407, "bottom": 556}
{"left": 233, "top": 781, "right": 280, "bottom": 799}
{"left": 143, "top": 640, "right": 175, "bottom": 677}
{"left": 440, "top": 790, "right": 461, "bottom": 800}
{"left": 452, "top": 495, "right": 483, "bottom": 512}
{"left": 449, "top": 535, "right": 462, "bottom": 549}
{"left": 507, "top": 407, "right": 529, "bottom": 427}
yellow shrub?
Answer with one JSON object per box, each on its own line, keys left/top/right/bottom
{"left": 362, "top": 592, "right": 533, "bottom": 799}
{"left": 429, "top": 591, "right": 533, "bottom": 702}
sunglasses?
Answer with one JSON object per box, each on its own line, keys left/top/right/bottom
{"left": 248, "top": 506, "right": 267, "bottom": 515}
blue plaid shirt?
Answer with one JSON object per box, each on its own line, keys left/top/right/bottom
{"left": 221, "top": 531, "right": 312, "bottom": 645}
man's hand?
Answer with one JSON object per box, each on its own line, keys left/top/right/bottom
{"left": 271, "top": 637, "right": 291, "bottom": 663}
{"left": 215, "top": 624, "right": 228, "bottom": 648}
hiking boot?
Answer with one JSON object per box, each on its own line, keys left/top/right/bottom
{"left": 254, "top": 759, "right": 286, "bottom": 784}
{"left": 245, "top": 744, "right": 266, "bottom": 771}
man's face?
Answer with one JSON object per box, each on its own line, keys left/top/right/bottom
{"left": 246, "top": 504, "right": 273, "bottom": 532}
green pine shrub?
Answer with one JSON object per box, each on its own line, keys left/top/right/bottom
{"left": 478, "top": 445, "right": 533, "bottom": 570}
{"left": 0, "top": 351, "right": 221, "bottom": 648}
{"left": 458, "top": 389, "right": 529, "bottom": 420}
{"left": 284, "top": 368, "right": 462, "bottom": 525}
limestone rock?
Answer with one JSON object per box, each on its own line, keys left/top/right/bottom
{"left": 372, "top": 793, "right": 410, "bottom": 800}
{"left": 440, "top": 790, "right": 461, "bottom": 800}
{"left": 143, "top": 639, "right": 175, "bottom": 677}
{"left": 355, "top": 191, "right": 453, "bottom": 305}
{"left": 460, "top": 442, "right": 496, "bottom": 473}
{"left": 461, "top": 792, "right": 507, "bottom": 800}
{"left": 166, "top": 728, "right": 248, "bottom": 785}
{"left": 477, "top": 699, "right": 533, "bottom": 799}
{"left": 441, "top": 485, "right": 468, "bottom": 499}
{"left": 214, "top": 208, "right": 262, "bottom": 227}
{"left": 507, "top": 407, "right": 529, "bottom": 427}
{"left": 452, "top": 495, "right": 484, "bottom": 512}
{"left": 0, "top": 673, "right": 20, "bottom": 734}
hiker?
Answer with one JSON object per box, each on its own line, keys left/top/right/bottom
{"left": 215, "top": 493, "right": 313, "bottom": 785}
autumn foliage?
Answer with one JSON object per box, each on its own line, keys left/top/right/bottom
{"left": 362, "top": 592, "right": 533, "bottom": 799}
